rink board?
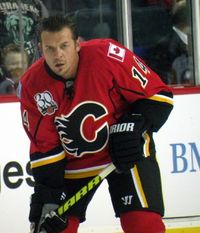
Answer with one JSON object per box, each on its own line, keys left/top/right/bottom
{"left": 0, "top": 92, "right": 200, "bottom": 233}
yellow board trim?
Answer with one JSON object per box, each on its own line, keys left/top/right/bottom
{"left": 166, "top": 227, "right": 200, "bottom": 233}
{"left": 115, "top": 228, "right": 200, "bottom": 233}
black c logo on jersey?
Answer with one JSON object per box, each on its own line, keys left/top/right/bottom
{"left": 55, "top": 101, "right": 109, "bottom": 157}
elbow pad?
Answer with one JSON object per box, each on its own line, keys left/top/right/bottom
{"left": 130, "top": 92, "right": 173, "bottom": 132}
{"left": 31, "top": 145, "right": 67, "bottom": 188}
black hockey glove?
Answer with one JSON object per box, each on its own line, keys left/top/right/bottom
{"left": 29, "top": 184, "right": 68, "bottom": 233}
{"left": 39, "top": 210, "right": 67, "bottom": 233}
{"left": 109, "top": 114, "right": 146, "bottom": 172}
{"left": 29, "top": 192, "right": 43, "bottom": 233}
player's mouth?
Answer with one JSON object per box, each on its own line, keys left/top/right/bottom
{"left": 55, "top": 62, "right": 65, "bottom": 68}
{"left": 54, "top": 62, "right": 66, "bottom": 72}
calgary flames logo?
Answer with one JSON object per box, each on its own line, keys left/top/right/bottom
{"left": 55, "top": 101, "right": 109, "bottom": 157}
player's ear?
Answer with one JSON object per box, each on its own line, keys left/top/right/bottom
{"left": 75, "top": 37, "right": 81, "bottom": 52}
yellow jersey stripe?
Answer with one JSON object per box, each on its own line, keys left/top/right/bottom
{"left": 64, "top": 164, "right": 110, "bottom": 179}
{"left": 148, "top": 94, "right": 173, "bottom": 105}
{"left": 143, "top": 132, "right": 150, "bottom": 157}
{"left": 31, "top": 151, "right": 66, "bottom": 168}
{"left": 64, "top": 169, "right": 102, "bottom": 179}
{"left": 131, "top": 165, "right": 148, "bottom": 208}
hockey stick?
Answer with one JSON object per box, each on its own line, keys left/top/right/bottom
{"left": 57, "top": 162, "right": 115, "bottom": 216}
{"left": 37, "top": 163, "right": 116, "bottom": 233}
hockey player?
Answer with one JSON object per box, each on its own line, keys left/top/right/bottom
{"left": 18, "top": 15, "right": 173, "bottom": 233}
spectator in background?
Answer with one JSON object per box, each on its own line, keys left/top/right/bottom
{"left": 0, "top": 0, "right": 48, "bottom": 65}
{"left": 67, "top": 1, "right": 114, "bottom": 41}
{"left": 171, "top": 0, "right": 192, "bottom": 85}
{"left": 1, "top": 43, "right": 29, "bottom": 92}
{"left": 145, "top": 0, "right": 191, "bottom": 84}
{"left": 0, "top": 65, "right": 15, "bottom": 95}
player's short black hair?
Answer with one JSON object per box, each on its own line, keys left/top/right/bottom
{"left": 37, "top": 15, "right": 78, "bottom": 41}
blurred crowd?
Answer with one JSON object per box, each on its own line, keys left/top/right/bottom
{"left": 0, "top": 0, "right": 48, "bottom": 94}
{"left": 0, "top": 0, "right": 192, "bottom": 95}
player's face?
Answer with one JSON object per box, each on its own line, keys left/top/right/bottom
{"left": 40, "top": 27, "right": 81, "bottom": 80}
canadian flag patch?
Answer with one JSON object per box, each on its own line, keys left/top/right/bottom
{"left": 107, "top": 43, "right": 125, "bottom": 62}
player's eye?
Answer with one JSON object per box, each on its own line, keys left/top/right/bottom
{"left": 45, "top": 46, "right": 55, "bottom": 52}
{"left": 60, "top": 43, "right": 68, "bottom": 49}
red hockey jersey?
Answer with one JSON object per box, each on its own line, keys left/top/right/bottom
{"left": 18, "top": 38, "right": 173, "bottom": 181}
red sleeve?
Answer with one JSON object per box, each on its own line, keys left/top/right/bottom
{"left": 19, "top": 79, "right": 60, "bottom": 154}
{"left": 18, "top": 64, "right": 66, "bottom": 187}
{"left": 104, "top": 39, "right": 173, "bottom": 131}
{"left": 106, "top": 40, "right": 173, "bottom": 103}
